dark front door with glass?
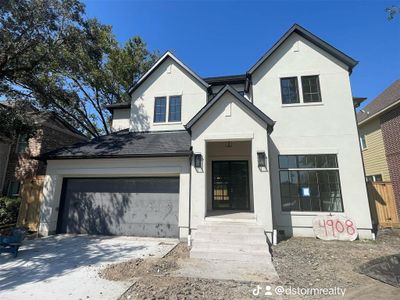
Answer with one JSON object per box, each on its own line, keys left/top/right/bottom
{"left": 212, "top": 161, "right": 250, "bottom": 210}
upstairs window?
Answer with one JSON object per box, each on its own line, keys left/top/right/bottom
{"left": 279, "top": 154, "right": 343, "bottom": 212}
{"left": 301, "top": 75, "right": 321, "bottom": 102}
{"left": 360, "top": 135, "right": 367, "bottom": 150}
{"left": 168, "top": 96, "right": 181, "bottom": 122}
{"left": 154, "top": 97, "right": 166, "bottom": 123}
{"left": 16, "top": 134, "right": 28, "bottom": 153}
{"left": 280, "top": 77, "right": 299, "bottom": 104}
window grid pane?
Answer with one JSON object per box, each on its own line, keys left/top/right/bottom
{"left": 279, "top": 154, "right": 343, "bottom": 212}
{"left": 281, "top": 77, "right": 299, "bottom": 104}
{"left": 154, "top": 97, "right": 166, "bottom": 123}
{"left": 168, "top": 96, "right": 181, "bottom": 122}
{"left": 302, "top": 76, "right": 321, "bottom": 103}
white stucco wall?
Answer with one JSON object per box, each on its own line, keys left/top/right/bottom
{"left": 190, "top": 92, "right": 273, "bottom": 237}
{"left": 39, "top": 157, "right": 191, "bottom": 239}
{"left": 111, "top": 108, "right": 130, "bottom": 131}
{"left": 129, "top": 57, "right": 208, "bottom": 132}
{"left": 251, "top": 32, "right": 372, "bottom": 238}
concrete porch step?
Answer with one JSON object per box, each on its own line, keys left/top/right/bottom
{"left": 190, "top": 248, "right": 271, "bottom": 262}
{"left": 196, "top": 222, "right": 265, "bottom": 234}
{"left": 190, "top": 220, "right": 271, "bottom": 262}
{"left": 192, "top": 240, "right": 270, "bottom": 252}
{"left": 192, "top": 231, "right": 267, "bottom": 245}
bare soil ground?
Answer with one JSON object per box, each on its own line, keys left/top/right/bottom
{"left": 99, "top": 229, "right": 400, "bottom": 299}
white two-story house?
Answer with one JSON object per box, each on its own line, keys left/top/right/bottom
{"left": 38, "top": 24, "right": 373, "bottom": 248}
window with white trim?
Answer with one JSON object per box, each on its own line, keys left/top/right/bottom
{"left": 360, "top": 135, "right": 367, "bottom": 150}
{"left": 279, "top": 154, "right": 344, "bottom": 212}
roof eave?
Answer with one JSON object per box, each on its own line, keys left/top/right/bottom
{"left": 248, "top": 24, "right": 358, "bottom": 75}
{"left": 128, "top": 51, "right": 210, "bottom": 96}
{"left": 38, "top": 151, "right": 193, "bottom": 161}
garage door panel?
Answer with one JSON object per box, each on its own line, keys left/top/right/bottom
{"left": 58, "top": 177, "right": 179, "bottom": 237}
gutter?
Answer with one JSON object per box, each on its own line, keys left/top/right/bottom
{"left": 35, "top": 151, "right": 193, "bottom": 161}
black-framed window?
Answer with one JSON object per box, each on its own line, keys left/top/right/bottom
{"left": 16, "top": 134, "right": 28, "bottom": 153}
{"left": 301, "top": 75, "right": 322, "bottom": 102}
{"left": 280, "top": 77, "right": 299, "bottom": 104}
{"left": 279, "top": 154, "right": 343, "bottom": 212}
{"left": 168, "top": 95, "right": 181, "bottom": 122}
{"left": 7, "top": 181, "right": 20, "bottom": 196}
{"left": 154, "top": 97, "right": 166, "bottom": 123}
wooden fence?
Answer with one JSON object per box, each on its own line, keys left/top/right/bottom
{"left": 367, "top": 181, "right": 400, "bottom": 228}
{"left": 17, "top": 176, "right": 45, "bottom": 231}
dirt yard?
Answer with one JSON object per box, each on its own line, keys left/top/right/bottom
{"left": 99, "top": 229, "right": 400, "bottom": 299}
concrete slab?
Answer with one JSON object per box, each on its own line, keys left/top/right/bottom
{"left": 173, "top": 258, "right": 279, "bottom": 282}
{"left": 0, "top": 234, "right": 177, "bottom": 300}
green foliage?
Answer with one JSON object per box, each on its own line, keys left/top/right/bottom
{"left": 0, "top": 197, "right": 21, "bottom": 226}
{"left": 0, "top": 101, "right": 37, "bottom": 140}
{"left": 0, "top": 0, "right": 158, "bottom": 137}
{"left": 386, "top": 5, "right": 399, "bottom": 20}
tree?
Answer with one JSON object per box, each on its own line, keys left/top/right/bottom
{"left": 0, "top": 0, "right": 158, "bottom": 137}
{"left": 386, "top": 5, "right": 399, "bottom": 20}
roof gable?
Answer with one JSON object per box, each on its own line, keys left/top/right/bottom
{"left": 185, "top": 85, "right": 275, "bottom": 133}
{"left": 248, "top": 24, "right": 358, "bottom": 75}
{"left": 128, "top": 51, "right": 210, "bottom": 96}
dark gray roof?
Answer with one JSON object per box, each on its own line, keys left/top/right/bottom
{"left": 248, "top": 24, "right": 358, "bottom": 74}
{"left": 105, "top": 102, "right": 130, "bottom": 111}
{"left": 185, "top": 85, "right": 275, "bottom": 133}
{"left": 41, "top": 130, "right": 192, "bottom": 160}
{"left": 203, "top": 74, "right": 247, "bottom": 86}
{"left": 357, "top": 80, "right": 400, "bottom": 124}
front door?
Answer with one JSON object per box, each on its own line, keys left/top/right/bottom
{"left": 212, "top": 161, "right": 250, "bottom": 210}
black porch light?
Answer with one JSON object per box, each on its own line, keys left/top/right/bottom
{"left": 194, "top": 153, "right": 202, "bottom": 169}
{"left": 257, "top": 151, "right": 266, "bottom": 168}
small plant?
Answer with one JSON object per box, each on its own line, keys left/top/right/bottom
{"left": 0, "top": 197, "right": 21, "bottom": 226}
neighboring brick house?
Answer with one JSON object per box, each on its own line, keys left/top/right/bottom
{"left": 0, "top": 103, "right": 87, "bottom": 196}
{"left": 357, "top": 79, "right": 400, "bottom": 215}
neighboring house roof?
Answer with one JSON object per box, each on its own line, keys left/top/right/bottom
{"left": 203, "top": 74, "right": 247, "bottom": 86}
{"left": 185, "top": 85, "right": 275, "bottom": 133}
{"left": 40, "top": 130, "right": 191, "bottom": 160}
{"left": 353, "top": 97, "right": 367, "bottom": 109}
{"left": 0, "top": 100, "right": 86, "bottom": 139}
{"left": 357, "top": 80, "right": 400, "bottom": 125}
{"left": 247, "top": 24, "right": 358, "bottom": 75}
{"left": 128, "top": 51, "right": 210, "bottom": 96}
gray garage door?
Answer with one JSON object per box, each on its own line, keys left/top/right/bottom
{"left": 57, "top": 177, "right": 179, "bottom": 237}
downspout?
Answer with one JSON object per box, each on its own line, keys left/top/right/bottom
{"left": 188, "top": 146, "right": 193, "bottom": 247}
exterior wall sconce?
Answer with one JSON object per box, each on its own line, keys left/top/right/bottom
{"left": 194, "top": 153, "right": 203, "bottom": 169}
{"left": 257, "top": 151, "right": 267, "bottom": 168}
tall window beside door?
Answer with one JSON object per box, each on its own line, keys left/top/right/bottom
{"left": 279, "top": 154, "right": 343, "bottom": 212}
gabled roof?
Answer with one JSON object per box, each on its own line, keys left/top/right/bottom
{"left": 185, "top": 85, "right": 275, "bottom": 133}
{"left": 128, "top": 51, "right": 210, "bottom": 96}
{"left": 357, "top": 79, "right": 400, "bottom": 124}
{"left": 248, "top": 24, "right": 358, "bottom": 75}
{"left": 40, "top": 130, "right": 191, "bottom": 160}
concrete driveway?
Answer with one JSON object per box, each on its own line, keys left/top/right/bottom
{"left": 0, "top": 234, "right": 177, "bottom": 300}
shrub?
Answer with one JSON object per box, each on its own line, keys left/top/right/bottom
{"left": 0, "top": 197, "right": 21, "bottom": 226}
